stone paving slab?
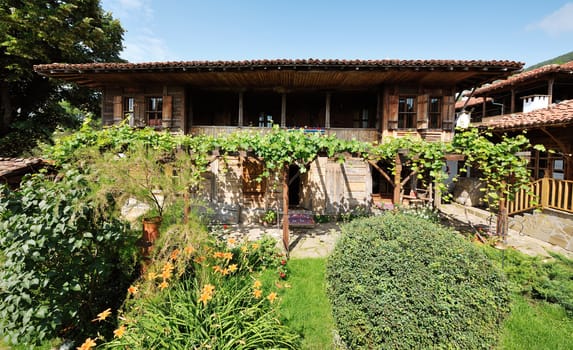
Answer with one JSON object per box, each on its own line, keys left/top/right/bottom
{"left": 224, "top": 205, "right": 572, "bottom": 259}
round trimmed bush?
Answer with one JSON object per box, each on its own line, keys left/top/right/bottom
{"left": 326, "top": 212, "right": 509, "bottom": 349}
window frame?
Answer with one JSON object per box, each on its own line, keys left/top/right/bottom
{"left": 398, "top": 96, "right": 417, "bottom": 129}
{"left": 123, "top": 97, "right": 135, "bottom": 125}
{"left": 428, "top": 96, "right": 442, "bottom": 129}
{"left": 146, "top": 96, "right": 163, "bottom": 126}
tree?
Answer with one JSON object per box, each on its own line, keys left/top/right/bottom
{"left": 0, "top": 0, "right": 124, "bottom": 155}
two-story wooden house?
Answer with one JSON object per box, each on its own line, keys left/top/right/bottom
{"left": 35, "top": 59, "right": 521, "bottom": 222}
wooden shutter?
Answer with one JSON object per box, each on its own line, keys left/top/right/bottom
{"left": 242, "top": 158, "right": 266, "bottom": 196}
{"left": 442, "top": 95, "right": 455, "bottom": 130}
{"left": 162, "top": 95, "right": 173, "bottom": 120}
{"left": 387, "top": 94, "right": 399, "bottom": 130}
{"left": 113, "top": 96, "right": 123, "bottom": 123}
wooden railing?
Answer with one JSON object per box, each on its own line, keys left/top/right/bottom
{"left": 509, "top": 178, "right": 573, "bottom": 215}
{"left": 189, "top": 126, "right": 379, "bottom": 143}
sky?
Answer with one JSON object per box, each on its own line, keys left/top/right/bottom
{"left": 100, "top": 0, "right": 573, "bottom": 68}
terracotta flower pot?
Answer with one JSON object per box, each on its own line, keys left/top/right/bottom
{"left": 140, "top": 216, "right": 162, "bottom": 258}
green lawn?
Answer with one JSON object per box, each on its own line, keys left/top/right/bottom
{"left": 277, "top": 258, "right": 337, "bottom": 350}
{"left": 499, "top": 294, "right": 573, "bottom": 350}
{"left": 276, "top": 252, "right": 573, "bottom": 350}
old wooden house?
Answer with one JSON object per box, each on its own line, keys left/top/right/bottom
{"left": 35, "top": 59, "right": 521, "bottom": 222}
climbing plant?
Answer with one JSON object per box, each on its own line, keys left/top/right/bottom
{"left": 47, "top": 120, "right": 540, "bottom": 238}
{"left": 452, "top": 127, "right": 542, "bottom": 209}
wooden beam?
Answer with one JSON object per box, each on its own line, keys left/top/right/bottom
{"left": 367, "top": 160, "right": 394, "bottom": 186}
{"left": 238, "top": 91, "right": 244, "bottom": 126}
{"left": 548, "top": 78, "right": 555, "bottom": 104}
{"left": 281, "top": 93, "right": 287, "bottom": 127}
{"left": 282, "top": 165, "right": 290, "bottom": 254}
{"left": 400, "top": 170, "right": 417, "bottom": 187}
{"left": 540, "top": 127, "right": 568, "bottom": 154}
{"left": 325, "top": 92, "right": 331, "bottom": 128}
{"left": 288, "top": 169, "right": 300, "bottom": 186}
{"left": 393, "top": 153, "right": 402, "bottom": 204}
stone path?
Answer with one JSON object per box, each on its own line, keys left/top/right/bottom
{"left": 225, "top": 204, "right": 572, "bottom": 259}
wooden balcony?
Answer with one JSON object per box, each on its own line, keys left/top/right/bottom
{"left": 189, "top": 126, "right": 380, "bottom": 143}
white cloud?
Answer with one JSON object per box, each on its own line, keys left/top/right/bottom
{"left": 122, "top": 33, "right": 170, "bottom": 62}
{"left": 529, "top": 3, "right": 573, "bottom": 35}
{"left": 102, "top": 0, "right": 169, "bottom": 62}
{"left": 102, "top": 0, "right": 153, "bottom": 20}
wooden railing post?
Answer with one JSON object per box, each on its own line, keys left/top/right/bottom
{"left": 541, "top": 175, "right": 550, "bottom": 208}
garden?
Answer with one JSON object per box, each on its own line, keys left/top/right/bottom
{"left": 1, "top": 121, "right": 572, "bottom": 349}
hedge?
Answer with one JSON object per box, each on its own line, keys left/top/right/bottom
{"left": 326, "top": 212, "right": 509, "bottom": 349}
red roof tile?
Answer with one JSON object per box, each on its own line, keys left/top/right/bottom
{"left": 480, "top": 99, "right": 573, "bottom": 130}
{"left": 455, "top": 97, "right": 492, "bottom": 110}
{"left": 0, "top": 158, "right": 46, "bottom": 177}
{"left": 473, "top": 61, "right": 573, "bottom": 96}
{"left": 34, "top": 58, "right": 523, "bottom": 73}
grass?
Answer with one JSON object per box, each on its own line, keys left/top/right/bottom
{"left": 275, "top": 258, "right": 336, "bottom": 350}
{"left": 499, "top": 294, "right": 573, "bottom": 349}
{"left": 272, "top": 246, "right": 573, "bottom": 349}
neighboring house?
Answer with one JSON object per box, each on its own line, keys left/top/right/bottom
{"left": 480, "top": 99, "right": 573, "bottom": 250}
{"left": 467, "top": 61, "right": 573, "bottom": 183}
{"left": 455, "top": 62, "right": 573, "bottom": 222}
{"left": 34, "top": 59, "right": 521, "bottom": 222}
{"left": 468, "top": 61, "right": 573, "bottom": 118}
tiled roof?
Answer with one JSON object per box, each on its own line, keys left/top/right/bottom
{"left": 0, "top": 158, "right": 46, "bottom": 178}
{"left": 455, "top": 97, "right": 492, "bottom": 110}
{"left": 473, "top": 61, "right": 573, "bottom": 96}
{"left": 34, "top": 58, "right": 523, "bottom": 73}
{"left": 480, "top": 99, "right": 573, "bottom": 130}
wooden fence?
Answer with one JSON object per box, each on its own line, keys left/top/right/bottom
{"left": 509, "top": 178, "right": 573, "bottom": 215}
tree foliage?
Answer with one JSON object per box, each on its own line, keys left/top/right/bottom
{"left": 0, "top": 0, "right": 124, "bottom": 155}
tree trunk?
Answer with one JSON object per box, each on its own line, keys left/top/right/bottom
{"left": 0, "top": 82, "right": 13, "bottom": 136}
{"left": 496, "top": 195, "right": 508, "bottom": 242}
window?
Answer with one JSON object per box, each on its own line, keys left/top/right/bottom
{"left": 124, "top": 97, "right": 134, "bottom": 125}
{"left": 242, "top": 158, "right": 266, "bottom": 197}
{"left": 146, "top": 97, "right": 163, "bottom": 126}
{"left": 398, "top": 96, "right": 416, "bottom": 129}
{"left": 428, "top": 97, "right": 442, "bottom": 129}
{"left": 353, "top": 108, "right": 370, "bottom": 128}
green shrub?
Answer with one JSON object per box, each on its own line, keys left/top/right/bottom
{"left": 0, "top": 170, "right": 138, "bottom": 346}
{"left": 481, "top": 245, "right": 573, "bottom": 313}
{"left": 326, "top": 212, "right": 510, "bottom": 349}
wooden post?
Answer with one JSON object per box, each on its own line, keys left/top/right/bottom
{"left": 325, "top": 92, "right": 331, "bottom": 129}
{"left": 393, "top": 153, "right": 402, "bottom": 205}
{"left": 510, "top": 89, "right": 515, "bottom": 114}
{"left": 496, "top": 196, "right": 508, "bottom": 242}
{"left": 281, "top": 93, "right": 287, "bottom": 127}
{"left": 238, "top": 91, "right": 244, "bottom": 127}
{"left": 282, "top": 165, "right": 290, "bottom": 253}
{"left": 548, "top": 78, "right": 554, "bottom": 104}
{"left": 541, "top": 174, "right": 550, "bottom": 207}
{"left": 496, "top": 179, "right": 509, "bottom": 241}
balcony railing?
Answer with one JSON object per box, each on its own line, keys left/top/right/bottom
{"left": 509, "top": 178, "right": 573, "bottom": 215}
{"left": 189, "top": 125, "right": 380, "bottom": 143}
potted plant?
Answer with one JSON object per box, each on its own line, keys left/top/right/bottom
{"left": 92, "top": 142, "right": 201, "bottom": 259}
{"left": 261, "top": 209, "right": 277, "bottom": 226}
